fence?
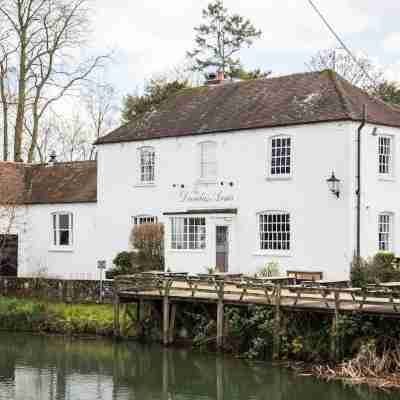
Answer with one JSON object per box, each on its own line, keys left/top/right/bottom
{"left": 0, "top": 276, "right": 114, "bottom": 303}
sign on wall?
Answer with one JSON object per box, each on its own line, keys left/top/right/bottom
{"left": 179, "top": 189, "right": 234, "bottom": 203}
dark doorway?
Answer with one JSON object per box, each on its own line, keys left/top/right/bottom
{"left": 0, "top": 235, "right": 18, "bottom": 276}
{"left": 216, "top": 226, "right": 229, "bottom": 272}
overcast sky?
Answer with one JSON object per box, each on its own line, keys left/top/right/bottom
{"left": 90, "top": 0, "right": 400, "bottom": 97}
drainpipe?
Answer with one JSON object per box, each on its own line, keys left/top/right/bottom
{"left": 356, "top": 105, "right": 367, "bottom": 260}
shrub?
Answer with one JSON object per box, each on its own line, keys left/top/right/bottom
{"left": 350, "top": 252, "right": 400, "bottom": 286}
{"left": 130, "top": 223, "right": 164, "bottom": 272}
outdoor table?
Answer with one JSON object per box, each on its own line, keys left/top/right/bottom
{"left": 258, "top": 276, "right": 296, "bottom": 285}
{"left": 314, "top": 280, "right": 350, "bottom": 288}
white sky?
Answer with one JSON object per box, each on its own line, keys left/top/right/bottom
{"left": 89, "top": 0, "right": 400, "bottom": 96}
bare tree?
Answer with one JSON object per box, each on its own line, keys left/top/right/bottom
{"left": 82, "top": 78, "right": 118, "bottom": 158}
{"left": 52, "top": 112, "right": 92, "bottom": 161}
{"left": 306, "top": 48, "right": 383, "bottom": 90}
{"left": 0, "top": 27, "right": 17, "bottom": 161}
{"left": 0, "top": 0, "right": 110, "bottom": 162}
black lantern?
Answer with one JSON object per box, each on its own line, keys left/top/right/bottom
{"left": 326, "top": 171, "right": 340, "bottom": 198}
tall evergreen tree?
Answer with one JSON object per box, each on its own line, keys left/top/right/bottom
{"left": 121, "top": 78, "right": 189, "bottom": 124}
{"left": 187, "top": 0, "right": 261, "bottom": 76}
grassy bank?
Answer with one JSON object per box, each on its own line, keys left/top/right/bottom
{"left": 0, "top": 297, "right": 115, "bottom": 336}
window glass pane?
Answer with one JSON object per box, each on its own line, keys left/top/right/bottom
{"left": 59, "top": 214, "right": 70, "bottom": 229}
{"left": 140, "top": 147, "right": 155, "bottom": 182}
{"left": 378, "top": 137, "right": 391, "bottom": 175}
{"left": 171, "top": 217, "right": 206, "bottom": 250}
{"left": 200, "top": 142, "right": 217, "bottom": 179}
{"left": 59, "top": 230, "right": 70, "bottom": 246}
{"left": 259, "top": 212, "right": 290, "bottom": 251}
{"left": 270, "top": 137, "right": 291, "bottom": 176}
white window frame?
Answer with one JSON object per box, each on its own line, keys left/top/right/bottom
{"left": 138, "top": 146, "right": 155, "bottom": 184}
{"left": 257, "top": 211, "right": 291, "bottom": 253}
{"left": 267, "top": 135, "right": 293, "bottom": 179}
{"left": 171, "top": 216, "right": 206, "bottom": 251}
{"left": 378, "top": 135, "right": 395, "bottom": 180}
{"left": 198, "top": 141, "right": 218, "bottom": 182}
{"left": 132, "top": 215, "right": 158, "bottom": 225}
{"left": 378, "top": 212, "right": 394, "bottom": 252}
{"left": 51, "top": 212, "right": 73, "bottom": 249}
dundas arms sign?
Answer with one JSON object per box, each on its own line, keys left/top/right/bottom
{"left": 179, "top": 189, "right": 234, "bottom": 203}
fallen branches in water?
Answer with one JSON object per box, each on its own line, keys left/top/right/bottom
{"left": 312, "top": 342, "right": 400, "bottom": 389}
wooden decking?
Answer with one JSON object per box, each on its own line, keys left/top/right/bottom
{"left": 113, "top": 274, "right": 400, "bottom": 358}
{"left": 116, "top": 275, "right": 400, "bottom": 316}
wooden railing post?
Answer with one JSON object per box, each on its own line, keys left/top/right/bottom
{"left": 163, "top": 278, "right": 172, "bottom": 346}
{"left": 330, "top": 291, "right": 341, "bottom": 361}
{"left": 113, "top": 293, "right": 121, "bottom": 338}
{"left": 216, "top": 280, "right": 225, "bottom": 350}
{"left": 273, "top": 284, "right": 282, "bottom": 360}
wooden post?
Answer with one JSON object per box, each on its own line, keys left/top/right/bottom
{"left": 273, "top": 284, "right": 282, "bottom": 360}
{"left": 216, "top": 356, "right": 224, "bottom": 400}
{"left": 113, "top": 294, "right": 120, "bottom": 338}
{"left": 216, "top": 280, "right": 224, "bottom": 350}
{"left": 330, "top": 291, "right": 340, "bottom": 361}
{"left": 163, "top": 279, "right": 171, "bottom": 346}
{"left": 168, "top": 303, "right": 177, "bottom": 344}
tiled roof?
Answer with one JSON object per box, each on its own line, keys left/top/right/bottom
{"left": 96, "top": 70, "right": 400, "bottom": 145}
{"left": 0, "top": 160, "right": 97, "bottom": 206}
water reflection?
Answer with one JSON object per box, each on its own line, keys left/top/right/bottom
{"left": 0, "top": 333, "right": 392, "bottom": 400}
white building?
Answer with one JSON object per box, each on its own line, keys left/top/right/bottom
{"left": 1, "top": 70, "right": 400, "bottom": 279}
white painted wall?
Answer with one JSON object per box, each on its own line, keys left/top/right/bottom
{"left": 96, "top": 121, "right": 359, "bottom": 279}
{"left": 17, "top": 203, "right": 98, "bottom": 280}
{"left": 354, "top": 123, "right": 400, "bottom": 259}
{"left": 5, "top": 121, "right": 398, "bottom": 281}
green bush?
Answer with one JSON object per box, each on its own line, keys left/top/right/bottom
{"left": 350, "top": 252, "right": 400, "bottom": 286}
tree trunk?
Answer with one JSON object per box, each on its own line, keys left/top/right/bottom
{"left": 27, "top": 104, "right": 39, "bottom": 163}
{"left": 0, "top": 69, "right": 8, "bottom": 161}
{"left": 14, "top": 41, "right": 27, "bottom": 162}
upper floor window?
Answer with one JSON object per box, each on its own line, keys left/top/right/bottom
{"left": 133, "top": 215, "right": 158, "bottom": 225}
{"left": 378, "top": 213, "right": 393, "bottom": 251}
{"left": 270, "top": 136, "right": 291, "bottom": 177}
{"left": 378, "top": 136, "right": 393, "bottom": 176}
{"left": 259, "top": 211, "right": 290, "bottom": 251}
{"left": 139, "top": 147, "right": 155, "bottom": 183}
{"left": 199, "top": 141, "right": 217, "bottom": 180}
{"left": 52, "top": 212, "right": 73, "bottom": 247}
{"left": 171, "top": 217, "right": 206, "bottom": 250}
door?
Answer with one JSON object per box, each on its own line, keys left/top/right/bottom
{"left": 216, "top": 226, "right": 229, "bottom": 272}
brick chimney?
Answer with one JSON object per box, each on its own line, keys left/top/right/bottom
{"left": 205, "top": 70, "right": 225, "bottom": 85}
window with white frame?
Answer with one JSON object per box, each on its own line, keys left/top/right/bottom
{"left": 199, "top": 141, "right": 217, "bottom": 180}
{"left": 171, "top": 217, "right": 206, "bottom": 250}
{"left": 378, "top": 213, "right": 393, "bottom": 251}
{"left": 270, "top": 136, "right": 291, "bottom": 177}
{"left": 133, "top": 215, "right": 158, "bottom": 225}
{"left": 52, "top": 213, "right": 73, "bottom": 247}
{"left": 378, "top": 136, "right": 393, "bottom": 176}
{"left": 259, "top": 211, "right": 290, "bottom": 251}
{"left": 139, "top": 147, "right": 155, "bottom": 183}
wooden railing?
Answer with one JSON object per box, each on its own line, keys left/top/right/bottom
{"left": 115, "top": 274, "right": 400, "bottom": 313}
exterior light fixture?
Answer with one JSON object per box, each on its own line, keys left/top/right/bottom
{"left": 326, "top": 171, "right": 340, "bottom": 198}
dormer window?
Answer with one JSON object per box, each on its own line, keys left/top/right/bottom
{"left": 139, "top": 146, "right": 155, "bottom": 183}
{"left": 199, "top": 141, "right": 217, "bottom": 181}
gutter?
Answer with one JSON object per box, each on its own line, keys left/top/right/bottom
{"left": 356, "top": 105, "right": 367, "bottom": 259}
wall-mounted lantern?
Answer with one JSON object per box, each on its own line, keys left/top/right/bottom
{"left": 326, "top": 171, "right": 340, "bottom": 198}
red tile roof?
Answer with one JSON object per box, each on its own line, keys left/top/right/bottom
{"left": 0, "top": 160, "right": 97, "bottom": 205}
{"left": 96, "top": 70, "right": 400, "bottom": 145}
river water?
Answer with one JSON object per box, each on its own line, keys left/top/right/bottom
{"left": 0, "top": 333, "right": 393, "bottom": 399}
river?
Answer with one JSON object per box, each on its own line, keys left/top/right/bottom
{"left": 0, "top": 333, "right": 393, "bottom": 399}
